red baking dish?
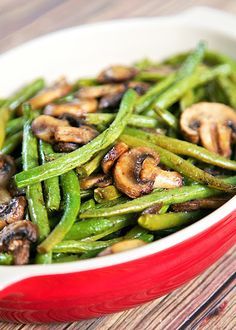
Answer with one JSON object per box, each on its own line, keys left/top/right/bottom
{"left": 0, "top": 6, "right": 235, "bottom": 323}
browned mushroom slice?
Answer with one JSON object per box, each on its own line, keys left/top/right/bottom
{"left": 29, "top": 78, "right": 72, "bottom": 109}
{"left": 0, "top": 188, "right": 11, "bottom": 204}
{"left": 54, "top": 125, "right": 98, "bottom": 145}
{"left": 102, "top": 142, "right": 129, "bottom": 174}
{"left": 99, "top": 92, "right": 124, "bottom": 110}
{"left": 53, "top": 142, "right": 79, "bottom": 153}
{"left": 127, "top": 81, "right": 150, "bottom": 95}
{"left": 77, "top": 84, "right": 125, "bottom": 99}
{"left": 0, "top": 196, "right": 27, "bottom": 230}
{"left": 31, "top": 115, "right": 69, "bottom": 143}
{"left": 80, "top": 174, "right": 112, "bottom": 190}
{"left": 44, "top": 98, "right": 98, "bottom": 117}
{"left": 114, "top": 147, "right": 183, "bottom": 198}
{"left": 180, "top": 102, "right": 236, "bottom": 157}
{"left": 0, "top": 220, "right": 38, "bottom": 265}
{"left": 171, "top": 196, "right": 230, "bottom": 212}
{"left": 0, "top": 155, "right": 16, "bottom": 187}
{"left": 98, "top": 239, "right": 146, "bottom": 256}
{"left": 97, "top": 65, "right": 138, "bottom": 83}
{"left": 140, "top": 157, "right": 183, "bottom": 189}
{"left": 142, "top": 203, "right": 163, "bottom": 215}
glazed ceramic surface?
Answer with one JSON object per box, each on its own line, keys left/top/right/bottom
{"left": 0, "top": 6, "right": 236, "bottom": 323}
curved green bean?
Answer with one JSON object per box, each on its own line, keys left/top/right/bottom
{"left": 80, "top": 176, "right": 236, "bottom": 218}
{"left": 1, "top": 131, "right": 22, "bottom": 154}
{"left": 120, "top": 133, "right": 236, "bottom": 192}
{"left": 15, "top": 89, "right": 137, "bottom": 188}
{"left": 6, "top": 117, "right": 24, "bottom": 135}
{"left": 138, "top": 211, "right": 202, "bottom": 231}
{"left": 53, "top": 238, "right": 122, "bottom": 253}
{"left": 0, "top": 253, "right": 13, "bottom": 265}
{"left": 125, "top": 127, "right": 236, "bottom": 171}
{"left": 39, "top": 140, "right": 61, "bottom": 211}
{"left": 37, "top": 170, "right": 81, "bottom": 253}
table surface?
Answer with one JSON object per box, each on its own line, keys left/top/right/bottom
{"left": 1, "top": 0, "right": 236, "bottom": 329}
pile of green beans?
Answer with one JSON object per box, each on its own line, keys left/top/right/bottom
{"left": 0, "top": 42, "right": 236, "bottom": 265}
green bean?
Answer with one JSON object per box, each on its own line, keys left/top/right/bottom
{"left": 65, "top": 215, "right": 132, "bottom": 241}
{"left": 94, "top": 185, "right": 121, "bottom": 203}
{"left": 217, "top": 76, "right": 236, "bottom": 109}
{"left": 125, "top": 225, "right": 154, "bottom": 243}
{"left": 35, "top": 252, "right": 52, "bottom": 264}
{"left": 180, "top": 89, "right": 195, "bottom": 111}
{"left": 53, "top": 238, "right": 122, "bottom": 253}
{"left": 15, "top": 89, "right": 137, "bottom": 188}
{"left": 79, "top": 249, "right": 103, "bottom": 259}
{"left": 0, "top": 253, "right": 13, "bottom": 265}
{"left": 85, "top": 113, "right": 159, "bottom": 129}
{"left": 154, "top": 107, "right": 178, "bottom": 130}
{"left": 1, "top": 131, "right": 22, "bottom": 154}
{"left": 125, "top": 127, "right": 236, "bottom": 171}
{"left": 135, "top": 41, "right": 206, "bottom": 114}
{"left": 2, "top": 78, "right": 45, "bottom": 112}
{"left": 83, "top": 217, "right": 135, "bottom": 242}
{"left": 134, "top": 58, "right": 160, "bottom": 70}
{"left": 159, "top": 205, "right": 169, "bottom": 214}
{"left": 0, "top": 99, "right": 7, "bottom": 107}
{"left": 125, "top": 225, "right": 149, "bottom": 239}
{"left": 138, "top": 211, "right": 203, "bottom": 230}
{"left": 81, "top": 189, "right": 93, "bottom": 199}
{"left": 153, "top": 64, "right": 230, "bottom": 111}
{"left": 80, "top": 199, "right": 96, "bottom": 213}
{"left": 204, "top": 50, "right": 236, "bottom": 72}
{"left": 22, "top": 104, "right": 50, "bottom": 242}
{"left": 80, "top": 176, "right": 236, "bottom": 218}
{"left": 120, "top": 133, "right": 236, "bottom": 192}
{"left": 52, "top": 254, "right": 80, "bottom": 263}
{"left": 95, "top": 196, "right": 128, "bottom": 208}
{"left": 38, "top": 170, "right": 80, "bottom": 253}
{"left": 76, "top": 147, "right": 110, "bottom": 177}
{"left": 39, "top": 140, "right": 61, "bottom": 211}
{"left": 135, "top": 71, "right": 169, "bottom": 81}
{"left": 135, "top": 73, "right": 176, "bottom": 114}
{"left": 6, "top": 117, "right": 24, "bottom": 135}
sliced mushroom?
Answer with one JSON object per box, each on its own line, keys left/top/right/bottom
{"left": 140, "top": 157, "right": 183, "bottom": 189}
{"left": 31, "top": 115, "right": 69, "bottom": 143}
{"left": 113, "top": 147, "right": 183, "bottom": 198}
{"left": 127, "top": 81, "right": 150, "bottom": 95}
{"left": 97, "top": 65, "right": 137, "bottom": 83}
{"left": 99, "top": 92, "right": 125, "bottom": 110}
{"left": 102, "top": 142, "right": 129, "bottom": 174}
{"left": 80, "top": 174, "right": 112, "bottom": 190}
{"left": 77, "top": 84, "right": 125, "bottom": 99}
{"left": 0, "top": 154, "right": 16, "bottom": 187}
{"left": 0, "top": 188, "right": 11, "bottom": 204}
{"left": 0, "top": 220, "right": 38, "bottom": 265}
{"left": 53, "top": 142, "right": 79, "bottom": 153}
{"left": 54, "top": 125, "right": 98, "bottom": 145}
{"left": 180, "top": 102, "right": 236, "bottom": 157}
{"left": 44, "top": 98, "right": 98, "bottom": 117}
{"left": 0, "top": 196, "right": 27, "bottom": 230}
{"left": 98, "top": 239, "right": 146, "bottom": 256}
{"left": 29, "top": 78, "right": 72, "bottom": 110}
{"left": 171, "top": 196, "right": 231, "bottom": 212}
{"left": 142, "top": 203, "right": 163, "bottom": 215}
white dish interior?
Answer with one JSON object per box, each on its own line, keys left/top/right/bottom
{"left": 0, "top": 6, "right": 235, "bottom": 289}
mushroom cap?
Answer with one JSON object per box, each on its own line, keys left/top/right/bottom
{"left": 54, "top": 125, "right": 98, "bottom": 145}
{"left": 80, "top": 174, "right": 112, "bottom": 190}
{"left": 97, "top": 65, "right": 137, "bottom": 83}
{"left": 29, "top": 78, "right": 72, "bottom": 110}
{"left": 180, "top": 102, "right": 236, "bottom": 157}
{"left": 31, "top": 115, "right": 69, "bottom": 143}
{"left": 0, "top": 196, "right": 27, "bottom": 226}
{"left": 0, "top": 154, "right": 16, "bottom": 188}
{"left": 102, "top": 142, "right": 129, "bottom": 174}
{"left": 44, "top": 98, "right": 98, "bottom": 117}
{"left": 113, "top": 147, "right": 160, "bottom": 198}
{"left": 77, "top": 84, "right": 125, "bottom": 99}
